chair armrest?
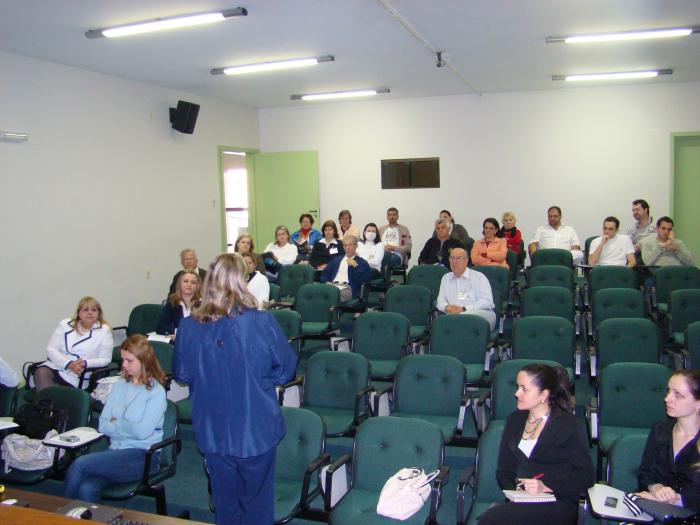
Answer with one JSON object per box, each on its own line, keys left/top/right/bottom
{"left": 372, "top": 384, "right": 393, "bottom": 415}
{"left": 86, "top": 363, "right": 120, "bottom": 391}
{"left": 299, "top": 452, "right": 331, "bottom": 510}
{"left": 22, "top": 361, "right": 43, "bottom": 386}
{"left": 354, "top": 386, "right": 373, "bottom": 426}
{"left": 267, "top": 301, "right": 293, "bottom": 310}
{"left": 324, "top": 453, "right": 352, "bottom": 511}
{"left": 585, "top": 400, "right": 598, "bottom": 443}
{"left": 456, "top": 465, "right": 476, "bottom": 525}
{"left": 428, "top": 465, "right": 449, "bottom": 524}
{"left": 78, "top": 365, "right": 117, "bottom": 391}
{"left": 278, "top": 375, "right": 304, "bottom": 405}
{"left": 332, "top": 337, "right": 352, "bottom": 351}
{"left": 141, "top": 436, "right": 182, "bottom": 485}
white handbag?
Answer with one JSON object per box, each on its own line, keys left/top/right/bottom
{"left": 376, "top": 467, "right": 439, "bottom": 520}
{"left": 1, "top": 430, "right": 60, "bottom": 472}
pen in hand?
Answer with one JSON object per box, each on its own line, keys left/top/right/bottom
{"left": 516, "top": 473, "right": 544, "bottom": 490}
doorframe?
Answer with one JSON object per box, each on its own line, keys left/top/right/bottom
{"left": 217, "top": 145, "right": 260, "bottom": 253}
{"left": 669, "top": 131, "right": 700, "bottom": 217}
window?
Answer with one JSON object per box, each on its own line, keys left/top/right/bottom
{"left": 381, "top": 157, "right": 440, "bottom": 189}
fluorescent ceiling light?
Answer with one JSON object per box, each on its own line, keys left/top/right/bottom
{"left": 291, "top": 88, "right": 390, "bottom": 101}
{"left": 211, "top": 56, "right": 334, "bottom": 76}
{"left": 553, "top": 69, "right": 673, "bottom": 82}
{"left": 547, "top": 27, "right": 697, "bottom": 44}
{"left": 86, "top": 8, "right": 247, "bottom": 39}
{"left": 0, "top": 131, "right": 29, "bottom": 141}
{"left": 223, "top": 151, "right": 246, "bottom": 156}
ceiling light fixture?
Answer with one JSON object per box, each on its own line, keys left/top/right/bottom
{"left": 211, "top": 56, "right": 334, "bottom": 76}
{"left": 552, "top": 69, "right": 673, "bottom": 82}
{"left": 546, "top": 27, "right": 697, "bottom": 44}
{"left": 223, "top": 151, "right": 246, "bottom": 156}
{"left": 291, "top": 88, "right": 390, "bottom": 101}
{"left": 86, "top": 7, "right": 247, "bottom": 39}
{"left": 0, "top": 131, "right": 29, "bottom": 142}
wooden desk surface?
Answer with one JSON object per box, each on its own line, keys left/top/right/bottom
{"left": 1, "top": 488, "right": 209, "bottom": 524}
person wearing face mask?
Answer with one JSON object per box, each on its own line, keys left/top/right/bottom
{"left": 357, "top": 222, "right": 385, "bottom": 275}
{"left": 472, "top": 218, "right": 509, "bottom": 268}
{"left": 499, "top": 211, "right": 523, "bottom": 255}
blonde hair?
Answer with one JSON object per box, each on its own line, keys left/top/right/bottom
{"left": 234, "top": 233, "right": 255, "bottom": 254}
{"left": 168, "top": 270, "right": 201, "bottom": 308}
{"left": 120, "top": 334, "right": 165, "bottom": 389}
{"left": 502, "top": 211, "right": 516, "bottom": 223}
{"left": 193, "top": 253, "right": 258, "bottom": 323}
{"left": 70, "top": 296, "right": 108, "bottom": 335}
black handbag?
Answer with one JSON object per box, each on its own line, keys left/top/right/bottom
{"left": 14, "top": 399, "right": 69, "bottom": 439}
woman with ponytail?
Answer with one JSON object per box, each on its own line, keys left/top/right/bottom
{"left": 478, "top": 363, "right": 594, "bottom": 525}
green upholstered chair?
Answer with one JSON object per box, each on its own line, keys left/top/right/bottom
{"left": 593, "top": 318, "right": 661, "bottom": 378}
{"left": 583, "top": 236, "right": 597, "bottom": 265}
{"left": 336, "top": 311, "right": 409, "bottom": 382}
{"left": 526, "top": 264, "right": 575, "bottom": 292}
{"left": 361, "top": 252, "right": 394, "bottom": 308}
{"left": 590, "top": 362, "right": 671, "bottom": 479}
{"left": 269, "top": 282, "right": 281, "bottom": 302}
{"left": 284, "top": 351, "right": 371, "bottom": 437}
{"left": 407, "top": 264, "right": 449, "bottom": 305}
{"left": 511, "top": 316, "right": 576, "bottom": 379}
{"left": 457, "top": 422, "right": 504, "bottom": 525}
{"left": 270, "top": 308, "right": 303, "bottom": 363}
{"left": 590, "top": 288, "right": 645, "bottom": 339}
{"left": 274, "top": 407, "right": 329, "bottom": 524}
{"left": 474, "top": 265, "right": 510, "bottom": 331}
{"left": 380, "top": 354, "right": 465, "bottom": 444}
{"left": 606, "top": 433, "right": 649, "bottom": 489}
{"left": 653, "top": 265, "right": 700, "bottom": 314}
{"left": 588, "top": 266, "right": 637, "bottom": 295}
{"left": 669, "top": 289, "right": 700, "bottom": 345}
{"left": 685, "top": 320, "right": 700, "bottom": 368}
{"left": 384, "top": 284, "right": 433, "bottom": 344}
{"left": 520, "top": 286, "right": 577, "bottom": 333}
{"left": 429, "top": 313, "right": 492, "bottom": 386}
{"left": 102, "top": 400, "right": 181, "bottom": 515}
{"left": 531, "top": 248, "right": 573, "bottom": 268}
{"left": 150, "top": 341, "right": 174, "bottom": 375}
{"left": 0, "top": 385, "right": 17, "bottom": 417}
{"left": 112, "top": 303, "right": 164, "bottom": 344}
{"left": 326, "top": 416, "right": 447, "bottom": 525}
{"left": 278, "top": 264, "right": 316, "bottom": 301}
{"left": 293, "top": 283, "right": 340, "bottom": 337}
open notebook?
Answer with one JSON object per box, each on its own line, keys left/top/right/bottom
{"left": 503, "top": 490, "right": 556, "bottom": 503}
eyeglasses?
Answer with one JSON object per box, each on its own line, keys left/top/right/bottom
{"left": 449, "top": 256, "right": 467, "bottom": 261}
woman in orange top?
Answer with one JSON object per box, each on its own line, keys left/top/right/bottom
{"left": 471, "top": 218, "right": 509, "bottom": 268}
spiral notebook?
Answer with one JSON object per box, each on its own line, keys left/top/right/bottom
{"left": 503, "top": 490, "right": 557, "bottom": 503}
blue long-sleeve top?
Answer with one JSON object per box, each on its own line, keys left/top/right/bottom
{"left": 99, "top": 378, "right": 166, "bottom": 451}
{"left": 173, "top": 308, "right": 297, "bottom": 458}
{"left": 156, "top": 301, "right": 184, "bottom": 335}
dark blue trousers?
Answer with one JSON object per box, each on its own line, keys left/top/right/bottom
{"left": 205, "top": 447, "right": 276, "bottom": 525}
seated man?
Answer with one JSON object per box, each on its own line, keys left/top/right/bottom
{"left": 418, "top": 218, "right": 466, "bottom": 271}
{"left": 529, "top": 205, "right": 583, "bottom": 265}
{"left": 640, "top": 216, "right": 695, "bottom": 267}
{"left": 169, "top": 248, "right": 207, "bottom": 295}
{"left": 436, "top": 248, "right": 496, "bottom": 330}
{"left": 379, "top": 207, "right": 412, "bottom": 268}
{"left": 320, "top": 235, "right": 373, "bottom": 301}
{"left": 627, "top": 199, "right": 659, "bottom": 254}
{"left": 588, "top": 216, "right": 636, "bottom": 267}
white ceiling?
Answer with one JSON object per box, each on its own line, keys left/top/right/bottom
{"left": 1, "top": 0, "right": 699, "bottom": 108}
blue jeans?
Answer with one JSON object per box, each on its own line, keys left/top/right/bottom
{"left": 62, "top": 448, "right": 159, "bottom": 503}
{"left": 389, "top": 252, "right": 403, "bottom": 268}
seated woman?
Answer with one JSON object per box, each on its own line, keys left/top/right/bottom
{"left": 290, "top": 213, "right": 322, "bottom": 262}
{"left": 35, "top": 296, "right": 113, "bottom": 392}
{"left": 309, "top": 220, "right": 344, "bottom": 270}
{"left": 338, "top": 209, "right": 361, "bottom": 239}
{"left": 156, "top": 270, "right": 201, "bottom": 337}
{"left": 499, "top": 211, "right": 523, "bottom": 255}
{"left": 263, "top": 226, "right": 299, "bottom": 276}
{"left": 233, "top": 233, "right": 265, "bottom": 273}
{"left": 636, "top": 369, "right": 700, "bottom": 513}
{"left": 357, "top": 222, "right": 384, "bottom": 275}
{"left": 479, "top": 363, "right": 594, "bottom": 525}
{"left": 62, "top": 334, "right": 167, "bottom": 503}
{"left": 432, "top": 210, "right": 470, "bottom": 245}
{"left": 472, "top": 218, "right": 509, "bottom": 268}
{"left": 242, "top": 253, "right": 270, "bottom": 309}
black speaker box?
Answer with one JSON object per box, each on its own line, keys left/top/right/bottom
{"left": 169, "top": 100, "right": 200, "bottom": 134}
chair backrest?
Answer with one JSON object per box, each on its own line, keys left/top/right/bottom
{"left": 429, "top": 314, "right": 490, "bottom": 366}
{"left": 159, "top": 401, "right": 179, "bottom": 470}
{"left": 506, "top": 250, "right": 518, "bottom": 283}
{"left": 352, "top": 311, "right": 408, "bottom": 361}
{"left": 127, "top": 304, "right": 163, "bottom": 336}
{"left": 36, "top": 386, "right": 91, "bottom": 430}
{"left": 588, "top": 266, "right": 637, "bottom": 296}
{"left": 686, "top": 320, "right": 700, "bottom": 368}
{"left": 591, "top": 288, "right": 645, "bottom": 332}
{"left": 150, "top": 341, "right": 174, "bottom": 375}
{"left": 276, "top": 407, "right": 325, "bottom": 482}
{"left": 607, "top": 433, "right": 649, "bottom": 492}
{"left": 512, "top": 316, "right": 574, "bottom": 368}
{"left": 270, "top": 309, "right": 303, "bottom": 339}
{"left": 531, "top": 248, "right": 573, "bottom": 268}
{"left": 384, "top": 285, "right": 433, "bottom": 327}
{"left": 294, "top": 283, "right": 339, "bottom": 323}
{"left": 351, "top": 416, "right": 443, "bottom": 491}
{"left": 520, "top": 286, "right": 574, "bottom": 323}
{"left": 278, "top": 264, "right": 316, "bottom": 299}
{"left": 0, "top": 386, "right": 16, "bottom": 417}
{"left": 584, "top": 236, "right": 597, "bottom": 265}
{"left": 393, "top": 354, "right": 465, "bottom": 417}
{"left": 302, "top": 351, "right": 369, "bottom": 411}
{"left": 655, "top": 266, "right": 700, "bottom": 306}
{"left": 596, "top": 318, "right": 661, "bottom": 369}
{"left": 670, "top": 289, "right": 700, "bottom": 334}
{"left": 407, "top": 265, "right": 449, "bottom": 302}
{"left": 474, "top": 266, "right": 510, "bottom": 302}
{"left": 474, "top": 422, "right": 505, "bottom": 504}
{"left": 490, "top": 359, "right": 561, "bottom": 421}
{"left": 269, "top": 282, "right": 281, "bottom": 302}
{"left": 599, "top": 363, "right": 671, "bottom": 428}
{"left": 526, "top": 265, "right": 574, "bottom": 291}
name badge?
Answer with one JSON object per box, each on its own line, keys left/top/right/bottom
{"left": 329, "top": 247, "right": 338, "bottom": 254}
{"left": 458, "top": 292, "right": 469, "bottom": 301}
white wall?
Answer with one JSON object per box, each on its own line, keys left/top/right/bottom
{"left": 1, "top": 51, "right": 259, "bottom": 372}
{"left": 259, "top": 81, "right": 700, "bottom": 255}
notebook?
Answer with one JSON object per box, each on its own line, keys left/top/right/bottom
{"left": 503, "top": 490, "right": 556, "bottom": 503}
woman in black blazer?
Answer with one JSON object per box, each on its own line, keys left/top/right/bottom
{"left": 478, "top": 364, "right": 594, "bottom": 525}
{"left": 156, "top": 270, "right": 201, "bottom": 338}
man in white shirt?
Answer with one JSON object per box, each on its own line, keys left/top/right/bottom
{"left": 436, "top": 248, "right": 496, "bottom": 330}
{"left": 378, "top": 207, "right": 412, "bottom": 267}
{"left": 529, "top": 206, "right": 583, "bottom": 265}
{"left": 588, "top": 216, "right": 636, "bottom": 267}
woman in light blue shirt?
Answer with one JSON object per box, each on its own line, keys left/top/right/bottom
{"left": 62, "top": 334, "right": 166, "bottom": 503}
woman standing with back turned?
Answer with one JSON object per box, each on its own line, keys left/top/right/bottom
{"left": 174, "top": 253, "right": 297, "bottom": 525}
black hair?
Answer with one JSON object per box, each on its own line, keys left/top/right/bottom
{"left": 387, "top": 207, "right": 398, "bottom": 214}
{"left": 632, "top": 199, "right": 650, "bottom": 212}
{"left": 604, "top": 216, "right": 620, "bottom": 230}
{"left": 298, "top": 213, "right": 314, "bottom": 225}
{"left": 362, "top": 222, "right": 380, "bottom": 245}
{"left": 657, "top": 216, "right": 674, "bottom": 228}
{"left": 483, "top": 217, "right": 500, "bottom": 231}
{"left": 548, "top": 206, "right": 562, "bottom": 216}
{"left": 321, "top": 220, "right": 339, "bottom": 239}
{"left": 520, "top": 363, "right": 573, "bottom": 413}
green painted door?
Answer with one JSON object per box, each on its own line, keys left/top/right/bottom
{"left": 673, "top": 134, "right": 700, "bottom": 260}
{"left": 248, "top": 151, "right": 319, "bottom": 249}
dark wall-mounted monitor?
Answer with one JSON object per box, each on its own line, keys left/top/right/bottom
{"left": 381, "top": 157, "right": 440, "bottom": 189}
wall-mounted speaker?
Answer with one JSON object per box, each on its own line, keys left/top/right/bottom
{"left": 169, "top": 100, "right": 200, "bottom": 134}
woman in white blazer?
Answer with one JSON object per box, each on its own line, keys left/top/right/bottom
{"left": 35, "top": 296, "right": 113, "bottom": 391}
